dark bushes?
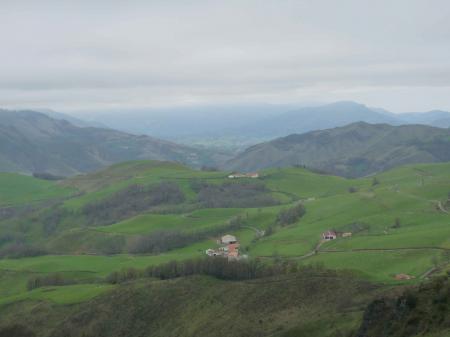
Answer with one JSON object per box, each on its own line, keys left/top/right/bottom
{"left": 27, "top": 273, "right": 76, "bottom": 291}
{"left": 0, "top": 242, "right": 47, "bottom": 259}
{"left": 276, "top": 203, "right": 305, "bottom": 226}
{"left": 193, "top": 180, "right": 278, "bottom": 208}
{"left": 32, "top": 172, "right": 65, "bottom": 181}
{"left": 106, "top": 257, "right": 323, "bottom": 284}
{"left": 83, "top": 182, "right": 185, "bottom": 225}
{"left": 127, "top": 217, "right": 243, "bottom": 254}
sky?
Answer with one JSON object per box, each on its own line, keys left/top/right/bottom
{"left": 1, "top": 0, "right": 450, "bottom": 113}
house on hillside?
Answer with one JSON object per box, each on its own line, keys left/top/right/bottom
{"left": 206, "top": 236, "right": 242, "bottom": 260}
{"left": 206, "top": 248, "right": 221, "bottom": 257}
{"left": 221, "top": 234, "right": 237, "bottom": 244}
{"left": 228, "top": 172, "right": 259, "bottom": 179}
{"left": 227, "top": 243, "right": 240, "bottom": 260}
{"left": 322, "top": 230, "right": 337, "bottom": 240}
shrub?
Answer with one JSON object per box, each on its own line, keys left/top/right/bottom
{"left": 83, "top": 182, "right": 185, "bottom": 225}
{"left": 127, "top": 217, "right": 243, "bottom": 254}
{"left": 348, "top": 186, "right": 358, "bottom": 193}
{"left": 276, "top": 203, "right": 306, "bottom": 226}
{"left": 27, "top": 273, "right": 76, "bottom": 291}
{"left": 195, "top": 180, "right": 278, "bottom": 208}
{"left": 106, "top": 257, "right": 325, "bottom": 284}
{"left": 0, "top": 242, "right": 47, "bottom": 259}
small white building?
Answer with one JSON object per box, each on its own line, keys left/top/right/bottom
{"left": 206, "top": 249, "right": 222, "bottom": 257}
{"left": 221, "top": 234, "right": 237, "bottom": 244}
{"left": 322, "top": 230, "right": 337, "bottom": 241}
{"left": 228, "top": 172, "right": 259, "bottom": 179}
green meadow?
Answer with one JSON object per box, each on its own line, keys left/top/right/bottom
{"left": 0, "top": 160, "right": 449, "bottom": 309}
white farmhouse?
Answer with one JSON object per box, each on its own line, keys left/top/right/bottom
{"left": 221, "top": 234, "right": 237, "bottom": 244}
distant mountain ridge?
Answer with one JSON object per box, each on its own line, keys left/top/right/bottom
{"left": 69, "top": 102, "right": 450, "bottom": 148}
{"left": 0, "top": 109, "right": 215, "bottom": 176}
{"left": 225, "top": 122, "right": 450, "bottom": 177}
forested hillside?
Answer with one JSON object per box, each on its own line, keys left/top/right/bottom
{"left": 226, "top": 122, "right": 450, "bottom": 177}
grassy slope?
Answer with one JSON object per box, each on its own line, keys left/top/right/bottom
{"left": 0, "top": 173, "right": 73, "bottom": 206}
{"left": 0, "top": 160, "right": 448, "bottom": 321}
{"left": 0, "top": 274, "right": 378, "bottom": 337}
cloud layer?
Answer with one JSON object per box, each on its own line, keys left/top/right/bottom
{"left": 1, "top": 0, "right": 450, "bottom": 112}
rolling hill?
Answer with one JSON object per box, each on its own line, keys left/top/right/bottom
{"left": 226, "top": 122, "right": 450, "bottom": 177}
{"left": 0, "top": 159, "right": 449, "bottom": 336}
{"left": 0, "top": 109, "right": 219, "bottom": 176}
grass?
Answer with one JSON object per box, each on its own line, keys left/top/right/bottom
{"left": 302, "top": 249, "right": 441, "bottom": 283}
{"left": 0, "top": 283, "right": 115, "bottom": 306}
{"left": 0, "top": 173, "right": 73, "bottom": 206}
{"left": 0, "top": 160, "right": 449, "bottom": 309}
{"left": 96, "top": 208, "right": 244, "bottom": 235}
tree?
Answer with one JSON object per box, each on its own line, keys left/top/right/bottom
{"left": 372, "top": 177, "right": 380, "bottom": 186}
{"left": 276, "top": 203, "right": 306, "bottom": 226}
{"left": 348, "top": 186, "right": 358, "bottom": 193}
{"left": 392, "top": 218, "right": 401, "bottom": 229}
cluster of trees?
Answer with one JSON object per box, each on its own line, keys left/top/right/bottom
{"left": 0, "top": 242, "right": 47, "bottom": 259}
{"left": 39, "top": 205, "right": 72, "bottom": 236}
{"left": 127, "top": 216, "right": 243, "bottom": 254}
{"left": 83, "top": 182, "right": 185, "bottom": 225}
{"left": 276, "top": 203, "right": 306, "bottom": 226}
{"left": 106, "top": 257, "right": 327, "bottom": 284}
{"left": 264, "top": 203, "right": 306, "bottom": 237}
{"left": 191, "top": 180, "right": 278, "bottom": 208}
{"left": 32, "top": 172, "right": 65, "bottom": 181}
{"left": 27, "top": 273, "right": 76, "bottom": 291}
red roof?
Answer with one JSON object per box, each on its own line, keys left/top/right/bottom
{"left": 228, "top": 243, "right": 239, "bottom": 252}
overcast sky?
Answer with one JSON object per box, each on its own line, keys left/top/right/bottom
{"left": 1, "top": 0, "right": 450, "bottom": 113}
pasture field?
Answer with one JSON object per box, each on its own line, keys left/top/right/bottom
{"left": 0, "top": 173, "right": 73, "bottom": 206}
{"left": 0, "top": 160, "right": 449, "bottom": 309}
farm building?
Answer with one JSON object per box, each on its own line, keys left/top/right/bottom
{"left": 342, "top": 232, "right": 352, "bottom": 238}
{"left": 228, "top": 172, "right": 259, "bottom": 179}
{"left": 206, "top": 237, "right": 241, "bottom": 259}
{"left": 221, "top": 234, "right": 237, "bottom": 244}
{"left": 322, "top": 230, "right": 337, "bottom": 240}
{"left": 206, "top": 249, "right": 222, "bottom": 257}
{"left": 395, "top": 273, "right": 414, "bottom": 280}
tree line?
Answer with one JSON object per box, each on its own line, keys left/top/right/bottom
{"left": 127, "top": 216, "right": 243, "bottom": 254}
{"left": 106, "top": 256, "right": 328, "bottom": 284}
{"left": 191, "top": 179, "right": 278, "bottom": 208}
{"left": 83, "top": 182, "right": 185, "bottom": 226}
{"left": 27, "top": 273, "right": 76, "bottom": 291}
{"left": 265, "top": 203, "right": 306, "bottom": 236}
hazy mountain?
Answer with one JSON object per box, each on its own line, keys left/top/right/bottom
{"left": 72, "top": 104, "right": 299, "bottom": 148}
{"left": 236, "top": 101, "right": 401, "bottom": 138}
{"left": 396, "top": 110, "right": 450, "bottom": 127}
{"left": 94, "top": 104, "right": 295, "bottom": 136}
{"left": 0, "top": 109, "right": 216, "bottom": 176}
{"left": 67, "top": 102, "right": 450, "bottom": 151}
{"left": 36, "top": 108, "right": 109, "bottom": 128}
{"left": 226, "top": 122, "right": 450, "bottom": 177}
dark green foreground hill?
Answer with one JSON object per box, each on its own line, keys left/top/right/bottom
{"left": 226, "top": 122, "right": 450, "bottom": 177}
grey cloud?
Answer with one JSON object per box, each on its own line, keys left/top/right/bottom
{"left": 1, "top": 0, "right": 450, "bottom": 111}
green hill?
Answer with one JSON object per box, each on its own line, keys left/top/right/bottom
{"left": 226, "top": 122, "right": 450, "bottom": 177}
{"left": 0, "top": 160, "right": 449, "bottom": 336}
